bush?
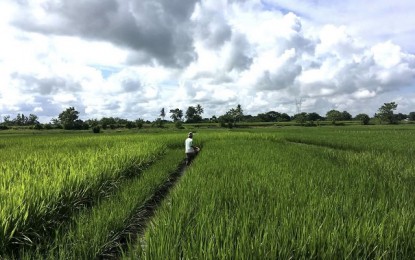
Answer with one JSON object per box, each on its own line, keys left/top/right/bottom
{"left": 33, "top": 123, "right": 43, "bottom": 130}
{"left": 92, "top": 126, "right": 101, "bottom": 133}
{"left": 175, "top": 121, "right": 184, "bottom": 129}
{"left": 355, "top": 114, "right": 370, "bottom": 125}
{"left": 126, "top": 121, "right": 135, "bottom": 129}
{"left": 44, "top": 124, "right": 53, "bottom": 130}
{"left": 304, "top": 121, "right": 316, "bottom": 127}
{"left": 136, "top": 120, "right": 144, "bottom": 129}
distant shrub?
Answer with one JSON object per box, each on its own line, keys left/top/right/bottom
{"left": 33, "top": 123, "right": 43, "bottom": 130}
{"left": 136, "top": 121, "right": 143, "bottom": 129}
{"left": 175, "top": 121, "right": 184, "bottom": 129}
{"left": 355, "top": 114, "right": 370, "bottom": 125}
{"left": 92, "top": 126, "right": 101, "bottom": 133}
{"left": 126, "top": 121, "right": 135, "bottom": 129}
{"left": 304, "top": 122, "right": 316, "bottom": 127}
{"left": 44, "top": 124, "right": 53, "bottom": 130}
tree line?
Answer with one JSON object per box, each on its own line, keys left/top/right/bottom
{"left": 1, "top": 102, "right": 414, "bottom": 131}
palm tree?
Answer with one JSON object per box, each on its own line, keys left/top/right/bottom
{"left": 160, "top": 108, "right": 165, "bottom": 120}
{"left": 196, "top": 104, "right": 204, "bottom": 116}
{"left": 235, "top": 104, "right": 243, "bottom": 122}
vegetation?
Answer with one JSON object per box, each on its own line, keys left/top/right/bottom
{"left": 1, "top": 126, "right": 415, "bottom": 259}
{"left": 21, "top": 148, "right": 185, "bottom": 259}
{"left": 355, "top": 113, "right": 370, "bottom": 125}
{"left": 185, "top": 104, "right": 204, "bottom": 123}
{"left": 169, "top": 108, "right": 183, "bottom": 122}
{"left": 125, "top": 127, "right": 415, "bottom": 259}
{"left": 0, "top": 133, "right": 170, "bottom": 255}
{"left": 376, "top": 102, "right": 398, "bottom": 124}
{"left": 2, "top": 101, "right": 414, "bottom": 131}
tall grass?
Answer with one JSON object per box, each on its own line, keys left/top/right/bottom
{"left": 127, "top": 130, "right": 415, "bottom": 259}
{"left": 2, "top": 127, "right": 414, "bottom": 258}
{"left": 0, "top": 133, "right": 170, "bottom": 254}
{"left": 14, "top": 148, "right": 185, "bottom": 259}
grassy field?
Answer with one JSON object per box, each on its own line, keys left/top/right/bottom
{"left": 1, "top": 125, "right": 414, "bottom": 258}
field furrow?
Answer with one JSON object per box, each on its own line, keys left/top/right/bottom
{"left": 0, "top": 133, "right": 175, "bottom": 255}
{"left": 125, "top": 132, "right": 415, "bottom": 259}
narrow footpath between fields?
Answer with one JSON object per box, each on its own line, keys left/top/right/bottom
{"left": 98, "top": 158, "right": 191, "bottom": 259}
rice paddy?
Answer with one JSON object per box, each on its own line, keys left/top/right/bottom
{"left": 1, "top": 126, "right": 414, "bottom": 259}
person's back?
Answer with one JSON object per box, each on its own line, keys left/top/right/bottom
{"left": 185, "top": 132, "right": 198, "bottom": 165}
{"left": 185, "top": 137, "right": 194, "bottom": 154}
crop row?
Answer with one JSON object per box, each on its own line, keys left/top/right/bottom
{"left": 125, "top": 131, "right": 415, "bottom": 258}
{"left": 2, "top": 127, "right": 415, "bottom": 258}
{"left": 279, "top": 125, "right": 415, "bottom": 155}
{"left": 0, "top": 133, "right": 183, "bottom": 255}
{"left": 10, "top": 148, "right": 184, "bottom": 259}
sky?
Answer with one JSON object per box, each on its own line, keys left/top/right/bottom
{"left": 1, "top": 0, "right": 414, "bottom": 123}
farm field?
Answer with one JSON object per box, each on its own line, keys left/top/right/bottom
{"left": 1, "top": 126, "right": 415, "bottom": 259}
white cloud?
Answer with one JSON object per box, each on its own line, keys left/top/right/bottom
{"left": 352, "top": 89, "right": 377, "bottom": 99}
{"left": 371, "top": 41, "right": 402, "bottom": 69}
{"left": 1, "top": 0, "right": 415, "bottom": 123}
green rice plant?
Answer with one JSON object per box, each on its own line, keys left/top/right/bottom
{"left": 127, "top": 131, "right": 415, "bottom": 259}
{"left": 280, "top": 125, "right": 415, "bottom": 156}
{"left": 0, "top": 133, "right": 170, "bottom": 254}
{"left": 15, "top": 148, "right": 185, "bottom": 259}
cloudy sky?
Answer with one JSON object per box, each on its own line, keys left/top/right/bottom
{"left": 1, "top": 0, "right": 414, "bottom": 122}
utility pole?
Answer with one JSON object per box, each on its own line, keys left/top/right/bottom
{"left": 295, "top": 98, "right": 303, "bottom": 114}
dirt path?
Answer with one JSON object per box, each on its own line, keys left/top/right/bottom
{"left": 98, "top": 159, "right": 189, "bottom": 259}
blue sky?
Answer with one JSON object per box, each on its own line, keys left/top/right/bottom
{"left": 0, "top": 0, "right": 414, "bottom": 122}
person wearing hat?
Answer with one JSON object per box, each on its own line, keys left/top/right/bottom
{"left": 185, "top": 132, "right": 199, "bottom": 166}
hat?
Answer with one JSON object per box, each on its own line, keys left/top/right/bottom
{"left": 188, "top": 132, "right": 193, "bottom": 137}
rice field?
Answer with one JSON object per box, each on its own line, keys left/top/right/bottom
{"left": 1, "top": 126, "right": 415, "bottom": 259}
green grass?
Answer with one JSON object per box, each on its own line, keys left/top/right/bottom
{"left": 1, "top": 126, "right": 415, "bottom": 258}
{"left": 125, "top": 129, "right": 415, "bottom": 259}
{"left": 0, "top": 132, "right": 182, "bottom": 254}
{"left": 15, "top": 148, "right": 185, "bottom": 259}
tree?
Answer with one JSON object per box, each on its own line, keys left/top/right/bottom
{"left": 86, "top": 118, "right": 99, "bottom": 128}
{"left": 160, "top": 108, "right": 166, "bottom": 121}
{"left": 50, "top": 118, "right": 62, "bottom": 128}
{"left": 218, "top": 113, "right": 234, "bottom": 128}
{"left": 100, "top": 117, "right": 116, "bottom": 128}
{"left": 293, "top": 112, "right": 307, "bottom": 125}
{"left": 396, "top": 113, "right": 407, "bottom": 121}
{"left": 235, "top": 104, "right": 244, "bottom": 122}
{"left": 58, "top": 107, "right": 80, "bottom": 129}
{"left": 125, "top": 121, "right": 135, "bottom": 129}
{"left": 33, "top": 123, "right": 43, "bottom": 130}
{"left": 341, "top": 111, "right": 352, "bottom": 121}
{"left": 170, "top": 108, "right": 183, "bottom": 122}
{"left": 279, "top": 113, "right": 291, "bottom": 122}
{"left": 258, "top": 111, "right": 281, "bottom": 122}
{"left": 355, "top": 113, "right": 370, "bottom": 125}
{"left": 28, "top": 114, "right": 39, "bottom": 125}
{"left": 13, "top": 113, "right": 27, "bottom": 125}
{"left": 185, "top": 106, "right": 202, "bottom": 123}
{"left": 307, "top": 112, "right": 322, "bottom": 122}
{"left": 218, "top": 105, "right": 244, "bottom": 127}
{"left": 135, "top": 118, "right": 144, "bottom": 129}
{"left": 195, "top": 104, "right": 204, "bottom": 116}
{"left": 326, "top": 110, "right": 343, "bottom": 124}
{"left": 408, "top": 112, "right": 415, "bottom": 121}
{"left": 3, "top": 115, "right": 11, "bottom": 126}
{"left": 152, "top": 118, "right": 164, "bottom": 128}
{"left": 376, "top": 102, "right": 398, "bottom": 124}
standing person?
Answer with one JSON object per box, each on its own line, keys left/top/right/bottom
{"left": 185, "top": 132, "right": 199, "bottom": 166}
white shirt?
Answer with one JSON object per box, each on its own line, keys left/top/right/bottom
{"left": 185, "top": 137, "right": 194, "bottom": 153}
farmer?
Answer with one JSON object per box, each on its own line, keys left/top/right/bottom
{"left": 185, "top": 132, "right": 199, "bottom": 166}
